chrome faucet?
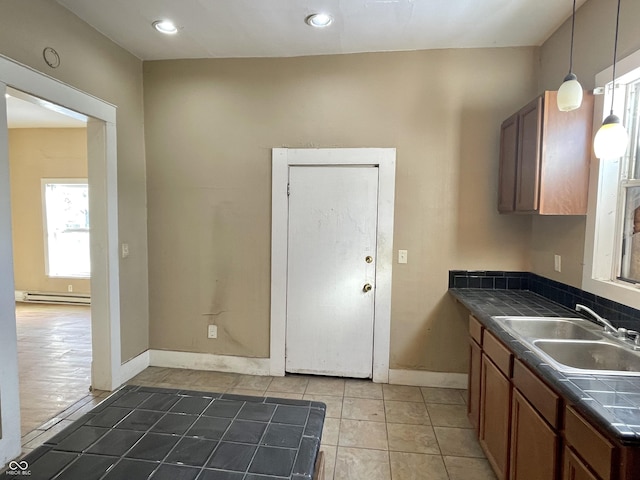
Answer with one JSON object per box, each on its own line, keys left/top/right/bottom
{"left": 575, "top": 304, "right": 619, "bottom": 335}
{"left": 624, "top": 329, "right": 640, "bottom": 347}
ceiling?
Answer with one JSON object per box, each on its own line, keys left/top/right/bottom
{"left": 6, "top": 88, "right": 87, "bottom": 129}
{"left": 56, "top": 0, "right": 588, "bottom": 61}
{"left": 7, "top": 1, "right": 589, "bottom": 128}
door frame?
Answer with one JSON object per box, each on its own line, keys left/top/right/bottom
{"left": 270, "top": 148, "right": 396, "bottom": 383}
{"left": 0, "top": 54, "right": 121, "bottom": 464}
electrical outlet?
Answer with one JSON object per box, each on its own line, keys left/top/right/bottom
{"left": 67, "top": 285, "right": 73, "bottom": 292}
{"left": 121, "top": 243, "right": 129, "bottom": 258}
{"left": 554, "top": 254, "right": 562, "bottom": 272}
{"left": 398, "top": 250, "right": 408, "bottom": 264}
{"left": 207, "top": 325, "right": 218, "bottom": 339}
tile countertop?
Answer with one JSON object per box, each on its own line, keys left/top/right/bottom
{"left": 8, "top": 385, "right": 326, "bottom": 480}
{"left": 449, "top": 288, "right": 640, "bottom": 446}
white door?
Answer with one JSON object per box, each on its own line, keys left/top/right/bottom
{"left": 285, "top": 165, "right": 379, "bottom": 378}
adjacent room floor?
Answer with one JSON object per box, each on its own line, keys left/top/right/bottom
{"left": 15, "top": 302, "right": 95, "bottom": 435}
{"left": 20, "top": 366, "right": 497, "bottom": 480}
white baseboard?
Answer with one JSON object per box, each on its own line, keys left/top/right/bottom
{"left": 388, "top": 369, "right": 468, "bottom": 389}
{"left": 119, "top": 350, "right": 150, "bottom": 385}
{"left": 149, "top": 350, "right": 271, "bottom": 376}
{"left": 14, "top": 291, "right": 24, "bottom": 302}
{"left": 123, "top": 352, "right": 467, "bottom": 388}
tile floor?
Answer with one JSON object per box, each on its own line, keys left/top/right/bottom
{"left": 14, "top": 305, "right": 495, "bottom": 479}
{"left": 20, "top": 367, "right": 496, "bottom": 480}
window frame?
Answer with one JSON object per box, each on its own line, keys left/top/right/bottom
{"left": 41, "top": 178, "right": 90, "bottom": 279}
{"left": 583, "top": 48, "right": 640, "bottom": 309}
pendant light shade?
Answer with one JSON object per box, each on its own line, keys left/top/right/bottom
{"left": 594, "top": 114, "right": 629, "bottom": 159}
{"left": 594, "top": 0, "right": 628, "bottom": 159}
{"left": 557, "top": 73, "right": 584, "bottom": 111}
{"left": 557, "top": 0, "right": 582, "bottom": 111}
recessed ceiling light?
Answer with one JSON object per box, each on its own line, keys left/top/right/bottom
{"left": 152, "top": 20, "right": 178, "bottom": 35}
{"left": 305, "top": 13, "right": 333, "bottom": 28}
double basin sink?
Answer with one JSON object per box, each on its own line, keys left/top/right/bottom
{"left": 492, "top": 316, "right": 640, "bottom": 376}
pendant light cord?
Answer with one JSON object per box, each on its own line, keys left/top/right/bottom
{"left": 569, "top": 0, "right": 576, "bottom": 74}
{"left": 610, "top": 0, "right": 622, "bottom": 115}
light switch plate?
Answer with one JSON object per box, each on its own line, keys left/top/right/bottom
{"left": 398, "top": 250, "right": 408, "bottom": 264}
{"left": 554, "top": 254, "right": 561, "bottom": 272}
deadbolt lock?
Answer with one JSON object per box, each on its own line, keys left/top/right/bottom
{"left": 363, "top": 283, "right": 373, "bottom": 292}
{"left": 365, "top": 256, "right": 373, "bottom": 263}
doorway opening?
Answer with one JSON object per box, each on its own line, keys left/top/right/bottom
{"left": 6, "top": 88, "right": 95, "bottom": 436}
{"left": 0, "top": 55, "right": 121, "bottom": 465}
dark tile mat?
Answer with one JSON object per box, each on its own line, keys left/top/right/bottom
{"left": 139, "top": 393, "right": 181, "bottom": 411}
{"left": 3, "top": 384, "right": 325, "bottom": 479}
{"left": 271, "top": 406, "right": 309, "bottom": 426}
{"left": 151, "top": 463, "right": 200, "bottom": 480}
{"left": 86, "top": 429, "right": 144, "bottom": 456}
{"left": 165, "top": 437, "right": 218, "bottom": 466}
{"left": 150, "top": 413, "right": 198, "bottom": 435}
{"left": 207, "top": 442, "right": 256, "bottom": 471}
{"left": 222, "top": 420, "right": 267, "bottom": 444}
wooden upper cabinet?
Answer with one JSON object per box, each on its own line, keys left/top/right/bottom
{"left": 498, "top": 113, "right": 519, "bottom": 213}
{"left": 539, "top": 91, "right": 594, "bottom": 214}
{"left": 497, "top": 90, "right": 594, "bottom": 215}
{"left": 516, "top": 96, "right": 543, "bottom": 212}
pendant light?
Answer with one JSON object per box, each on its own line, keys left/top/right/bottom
{"left": 593, "top": 0, "right": 629, "bottom": 159}
{"left": 557, "top": 0, "right": 583, "bottom": 111}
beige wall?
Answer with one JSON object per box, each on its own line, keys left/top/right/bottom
{"left": 144, "top": 48, "right": 537, "bottom": 371}
{"left": 9, "top": 128, "right": 90, "bottom": 294}
{"left": 3, "top": 0, "right": 612, "bottom": 373}
{"left": 533, "top": 0, "right": 640, "bottom": 288}
{"left": 0, "top": 0, "right": 149, "bottom": 362}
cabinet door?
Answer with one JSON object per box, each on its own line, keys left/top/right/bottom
{"left": 538, "top": 91, "right": 593, "bottom": 214}
{"left": 563, "top": 446, "right": 599, "bottom": 480}
{"left": 510, "top": 389, "right": 559, "bottom": 480}
{"left": 515, "top": 96, "right": 543, "bottom": 212}
{"left": 468, "top": 338, "right": 482, "bottom": 430}
{"left": 479, "top": 353, "right": 512, "bottom": 480}
{"left": 498, "top": 113, "right": 518, "bottom": 213}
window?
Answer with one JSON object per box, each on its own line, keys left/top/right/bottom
{"left": 618, "top": 79, "right": 640, "bottom": 282}
{"left": 42, "top": 179, "right": 90, "bottom": 278}
{"left": 584, "top": 48, "right": 640, "bottom": 309}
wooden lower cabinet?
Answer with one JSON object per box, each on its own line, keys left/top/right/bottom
{"left": 479, "top": 353, "right": 512, "bottom": 480}
{"left": 462, "top": 306, "right": 640, "bottom": 480}
{"left": 510, "top": 389, "right": 559, "bottom": 480}
{"left": 563, "top": 446, "right": 599, "bottom": 480}
{"left": 468, "top": 338, "right": 482, "bottom": 430}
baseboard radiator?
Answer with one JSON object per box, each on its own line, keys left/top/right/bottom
{"left": 16, "top": 291, "right": 91, "bottom": 306}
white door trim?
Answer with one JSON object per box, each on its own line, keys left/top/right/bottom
{"left": 270, "top": 148, "right": 396, "bottom": 383}
{"left": 0, "top": 55, "right": 120, "bottom": 423}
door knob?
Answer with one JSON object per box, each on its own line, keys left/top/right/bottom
{"left": 365, "top": 256, "right": 373, "bottom": 263}
{"left": 363, "top": 283, "right": 373, "bottom": 292}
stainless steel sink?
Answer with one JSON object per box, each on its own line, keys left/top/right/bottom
{"left": 491, "top": 316, "right": 640, "bottom": 376}
{"left": 533, "top": 339, "right": 640, "bottom": 375}
{"left": 496, "top": 317, "right": 603, "bottom": 341}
